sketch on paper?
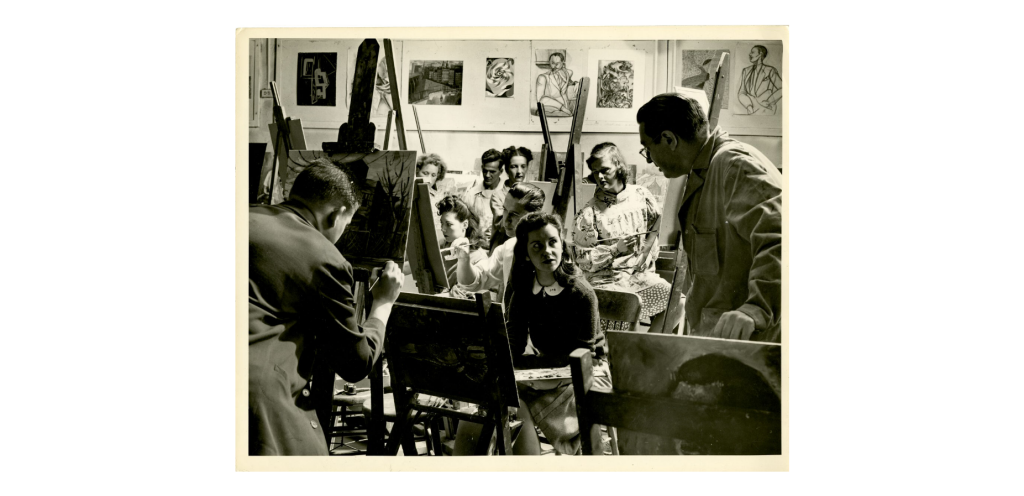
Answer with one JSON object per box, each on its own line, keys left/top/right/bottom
{"left": 485, "top": 57, "right": 515, "bottom": 98}
{"left": 736, "top": 45, "right": 782, "bottom": 116}
{"left": 346, "top": 49, "right": 394, "bottom": 115}
{"left": 680, "top": 49, "right": 730, "bottom": 109}
{"left": 296, "top": 52, "right": 337, "bottom": 106}
{"left": 408, "top": 60, "right": 463, "bottom": 105}
{"left": 608, "top": 332, "right": 781, "bottom": 455}
{"left": 531, "top": 49, "right": 579, "bottom": 117}
{"left": 285, "top": 150, "right": 417, "bottom": 266}
{"left": 596, "top": 60, "right": 634, "bottom": 108}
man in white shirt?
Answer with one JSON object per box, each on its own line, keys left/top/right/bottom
{"left": 460, "top": 149, "right": 505, "bottom": 245}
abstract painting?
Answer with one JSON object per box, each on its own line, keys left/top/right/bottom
{"left": 596, "top": 60, "right": 634, "bottom": 108}
{"left": 408, "top": 60, "right": 463, "bottom": 105}
{"left": 296, "top": 52, "right": 337, "bottom": 106}
{"left": 485, "top": 57, "right": 515, "bottom": 98}
{"left": 680, "top": 49, "right": 730, "bottom": 109}
{"left": 285, "top": 150, "right": 417, "bottom": 267}
{"left": 531, "top": 49, "right": 579, "bottom": 117}
{"left": 607, "top": 332, "right": 781, "bottom": 455}
{"left": 736, "top": 44, "right": 782, "bottom": 116}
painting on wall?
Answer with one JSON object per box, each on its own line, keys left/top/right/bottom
{"left": 531, "top": 49, "right": 579, "bottom": 117}
{"left": 296, "top": 52, "right": 337, "bottom": 106}
{"left": 734, "top": 44, "right": 782, "bottom": 116}
{"left": 485, "top": 57, "right": 515, "bottom": 98}
{"left": 680, "top": 49, "right": 730, "bottom": 109}
{"left": 596, "top": 60, "right": 635, "bottom": 108}
{"left": 284, "top": 150, "right": 417, "bottom": 267}
{"left": 408, "top": 60, "right": 463, "bottom": 105}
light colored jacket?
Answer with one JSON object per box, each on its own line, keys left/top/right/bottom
{"left": 677, "top": 127, "right": 782, "bottom": 342}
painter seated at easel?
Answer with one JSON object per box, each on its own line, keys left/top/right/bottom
{"left": 504, "top": 212, "right": 611, "bottom": 455}
{"left": 572, "top": 143, "right": 673, "bottom": 332}
{"left": 435, "top": 195, "right": 488, "bottom": 293}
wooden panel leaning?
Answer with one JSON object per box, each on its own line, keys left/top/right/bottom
{"left": 593, "top": 288, "right": 642, "bottom": 333}
{"left": 382, "top": 292, "right": 520, "bottom": 455}
{"left": 570, "top": 331, "right": 781, "bottom": 455}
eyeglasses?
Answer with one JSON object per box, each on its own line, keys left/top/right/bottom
{"left": 638, "top": 147, "right": 651, "bottom": 162}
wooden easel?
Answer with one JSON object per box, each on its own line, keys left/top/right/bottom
{"left": 655, "top": 52, "right": 729, "bottom": 335}
{"left": 538, "top": 78, "right": 590, "bottom": 228}
{"left": 264, "top": 81, "right": 306, "bottom": 204}
{"left": 383, "top": 292, "right": 520, "bottom": 456}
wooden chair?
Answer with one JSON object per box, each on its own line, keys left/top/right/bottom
{"left": 593, "top": 288, "right": 642, "bottom": 333}
{"left": 383, "top": 292, "right": 521, "bottom": 455}
{"left": 570, "top": 331, "right": 782, "bottom": 455}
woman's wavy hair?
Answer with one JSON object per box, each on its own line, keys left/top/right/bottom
{"left": 416, "top": 153, "right": 447, "bottom": 189}
{"left": 500, "top": 146, "right": 534, "bottom": 175}
{"left": 510, "top": 212, "right": 579, "bottom": 295}
{"left": 436, "top": 195, "right": 488, "bottom": 251}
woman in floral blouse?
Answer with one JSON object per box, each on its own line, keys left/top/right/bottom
{"left": 572, "top": 142, "right": 673, "bottom": 332}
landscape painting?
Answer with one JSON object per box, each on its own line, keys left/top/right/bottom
{"left": 408, "top": 60, "right": 463, "bottom": 105}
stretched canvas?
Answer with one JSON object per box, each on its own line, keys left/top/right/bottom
{"left": 679, "top": 49, "right": 729, "bottom": 109}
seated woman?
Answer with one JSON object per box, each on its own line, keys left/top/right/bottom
{"left": 572, "top": 143, "right": 673, "bottom": 332}
{"left": 506, "top": 212, "right": 611, "bottom": 455}
{"left": 416, "top": 153, "right": 448, "bottom": 241}
{"left": 488, "top": 146, "right": 534, "bottom": 254}
{"left": 436, "top": 195, "right": 488, "bottom": 290}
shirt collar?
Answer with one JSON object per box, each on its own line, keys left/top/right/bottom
{"left": 691, "top": 126, "right": 726, "bottom": 171}
{"left": 532, "top": 277, "right": 565, "bottom": 296}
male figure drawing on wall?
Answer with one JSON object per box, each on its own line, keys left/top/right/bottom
{"left": 737, "top": 45, "right": 782, "bottom": 115}
{"left": 535, "top": 52, "right": 577, "bottom": 117}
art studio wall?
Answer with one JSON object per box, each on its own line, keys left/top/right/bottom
{"left": 248, "top": 37, "right": 783, "bottom": 189}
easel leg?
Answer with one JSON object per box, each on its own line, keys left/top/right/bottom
{"left": 474, "top": 422, "right": 495, "bottom": 455}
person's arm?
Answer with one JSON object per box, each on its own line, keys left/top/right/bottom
{"left": 571, "top": 207, "right": 618, "bottom": 273}
{"left": 453, "top": 237, "right": 505, "bottom": 292}
{"left": 765, "top": 68, "right": 783, "bottom": 106}
{"left": 315, "top": 260, "right": 403, "bottom": 382}
{"left": 712, "top": 156, "right": 782, "bottom": 340}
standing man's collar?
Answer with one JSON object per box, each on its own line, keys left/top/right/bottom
{"left": 691, "top": 126, "right": 726, "bottom": 171}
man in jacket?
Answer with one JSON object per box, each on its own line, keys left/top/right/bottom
{"left": 249, "top": 161, "right": 404, "bottom": 455}
{"left": 636, "top": 93, "right": 782, "bottom": 342}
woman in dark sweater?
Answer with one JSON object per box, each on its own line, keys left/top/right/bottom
{"left": 506, "top": 212, "right": 610, "bottom": 455}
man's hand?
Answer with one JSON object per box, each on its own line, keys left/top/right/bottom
{"left": 711, "top": 311, "right": 756, "bottom": 340}
{"left": 370, "top": 261, "right": 403, "bottom": 305}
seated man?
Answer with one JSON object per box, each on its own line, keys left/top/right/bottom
{"left": 248, "top": 160, "right": 403, "bottom": 456}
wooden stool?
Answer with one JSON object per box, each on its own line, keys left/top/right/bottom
{"left": 329, "top": 390, "right": 371, "bottom": 455}
{"left": 362, "top": 393, "right": 443, "bottom": 455}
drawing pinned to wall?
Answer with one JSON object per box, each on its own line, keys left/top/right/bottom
{"left": 596, "top": 60, "right": 634, "bottom": 108}
{"left": 485, "top": 57, "right": 515, "bottom": 98}
{"left": 680, "top": 50, "right": 729, "bottom": 109}
{"left": 531, "top": 49, "right": 579, "bottom": 117}
{"left": 296, "top": 52, "right": 337, "bottom": 106}
{"left": 346, "top": 46, "right": 396, "bottom": 115}
{"left": 285, "top": 150, "right": 417, "bottom": 266}
{"left": 408, "top": 60, "right": 463, "bottom": 105}
{"left": 735, "top": 44, "right": 782, "bottom": 116}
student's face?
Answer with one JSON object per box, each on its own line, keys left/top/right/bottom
{"left": 502, "top": 195, "right": 528, "bottom": 238}
{"left": 526, "top": 224, "right": 563, "bottom": 276}
{"left": 439, "top": 212, "right": 468, "bottom": 242}
{"left": 505, "top": 156, "right": 528, "bottom": 185}
{"left": 482, "top": 161, "right": 502, "bottom": 188}
{"left": 589, "top": 158, "right": 622, "bottom": 193}
{"left": 417, "top": 163, "right": 439, "bottom": 187}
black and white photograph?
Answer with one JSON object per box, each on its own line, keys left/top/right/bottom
{"left": 243, "top": 27, "right": 786, "bottom": 470}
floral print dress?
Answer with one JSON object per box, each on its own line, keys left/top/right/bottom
{"left": 572, "top": 184, "right": 671, "bottom": 324}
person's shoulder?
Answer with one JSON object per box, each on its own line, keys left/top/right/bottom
{"left": 567, "top": 275, "right": 597, "bottom": 299}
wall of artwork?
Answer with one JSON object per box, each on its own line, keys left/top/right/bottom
{"left": 247, "top": 37, "right": 783, "bottom": 206}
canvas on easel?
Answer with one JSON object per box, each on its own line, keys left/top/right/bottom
{"left": 286, "top": 149, "right": 417, "bottom": 269}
